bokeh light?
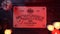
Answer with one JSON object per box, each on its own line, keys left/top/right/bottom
{"left": 47, "top": 25, "right": 54, "bottom": 31}
{"left": 4, "top": 29, "right": 12, "bottom": 34}
{"left": 53, "top": 22, "right": 60, "bottom": 29}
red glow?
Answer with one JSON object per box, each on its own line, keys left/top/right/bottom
{"left": 13, "top": 6, "right": 47, "bottom": 28}
{"left": 52, "top": 29, "right": 60, "bottom": 34}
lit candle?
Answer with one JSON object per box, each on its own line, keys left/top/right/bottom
{"left": 52, "top": 29, "right": 60, "bottom": 34}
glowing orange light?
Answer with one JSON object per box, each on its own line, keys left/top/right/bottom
{"left": 47, "top": 25, "right": 54, "bottom": 31}
{"left": 4, "top": 29, "right": 12, "bottom": 34}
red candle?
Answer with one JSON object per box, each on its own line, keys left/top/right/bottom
{"left": 52, "top": 29, "right": 60, "bottom": 34}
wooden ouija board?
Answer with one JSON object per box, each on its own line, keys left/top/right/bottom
{"left": 13, "top": 6, "right": 47, "bottom": 28}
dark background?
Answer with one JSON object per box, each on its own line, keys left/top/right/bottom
{"left": 0, "top": 0, "right": 60, "bottom": 34}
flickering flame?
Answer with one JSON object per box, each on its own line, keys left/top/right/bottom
{"left": 4, "top": 29, "right": 12, "bottom": 34}
{"left": 47, "top": 25, "right": 54, "bottom": 31}
{"left": 53, "top": 22, "right": 60, "bottom": 29}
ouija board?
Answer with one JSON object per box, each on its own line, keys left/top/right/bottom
{"left": 13, "top": 6, "right": 47, "bottom": 28}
